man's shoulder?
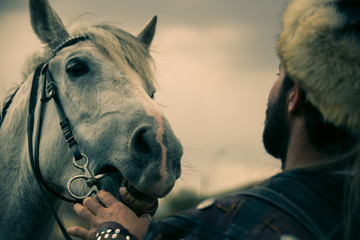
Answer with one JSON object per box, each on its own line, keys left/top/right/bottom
{"left": 146, "top": 192, "right": 313, "bottom": 240}
{"left": 146, "top": 170, "right": 344, "bottom": 239}
{"left": 147, "top": 170, "right": 342, "bottom": 240}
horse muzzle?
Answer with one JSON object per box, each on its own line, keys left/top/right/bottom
{"left": 95, "top": 168, "right": 159, "bottom": 217}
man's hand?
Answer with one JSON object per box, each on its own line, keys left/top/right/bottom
{"left": 67, "top": 190, "right": 151, "bottom": 240}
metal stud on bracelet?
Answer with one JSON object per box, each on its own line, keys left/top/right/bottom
{"left": 95, "top": 225, "right": 135, "bottom": 240}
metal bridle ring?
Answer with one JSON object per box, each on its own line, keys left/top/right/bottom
{"left": 67, "top": 154, "right": 98, "bottom": 200}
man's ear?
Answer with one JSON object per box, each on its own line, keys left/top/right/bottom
{"left": 288, "top": 83, "right": 303, "bottom": 114}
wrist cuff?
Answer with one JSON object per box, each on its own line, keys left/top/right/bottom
{"left": 94, "top": 221, "right": 138, "bottom": 240}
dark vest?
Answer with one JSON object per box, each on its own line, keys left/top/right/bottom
{"left": 144, "top": 169, "right": 348, "bottom": 240}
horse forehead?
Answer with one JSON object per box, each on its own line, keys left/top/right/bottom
{"left": 54, "top": 42, "right": 112, "bottom": 65}
{"left": 52, "top": 44, "right": 142, "bottom": 86}
{"left": 49, "top": 41, "right": 156, "bottom": 116}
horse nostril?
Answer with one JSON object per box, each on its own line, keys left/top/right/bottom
{"left": 130, "top": 126, "right": 160, "bottom": 161}
{"left": 133, "top": 128, "right": 151, "bottom": 155}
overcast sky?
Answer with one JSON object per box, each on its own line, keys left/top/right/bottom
{"left": 0, "top": 0, "right": 290, "bottom": 196}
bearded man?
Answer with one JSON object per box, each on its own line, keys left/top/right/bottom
{"left": 68, "top": 0, "right": 360, "bottom": 239}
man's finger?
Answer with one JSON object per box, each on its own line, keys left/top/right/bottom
{"left": 67, "top": 226, "right": 89, "bottom": 240}
{"left": 73, "top": 203, "right": 96, "bottom": 224}
{"left": 83, "top": 197, "right": 104, "bottom": 215}
{"left": 97, "top": 190, "right": 121, "bottom": 207}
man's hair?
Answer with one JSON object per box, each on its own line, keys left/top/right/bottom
{"left": 303, "top": 98, "right": 357, "bottom": 158}
{"left": 283, "top": 75, "right": 357, "bottom": 159}
{"left": 283, "top": 75, "right": 360, "bottom": 238}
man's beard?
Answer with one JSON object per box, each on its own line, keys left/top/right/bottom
{"left": 262, "top": 90, "right": 290, "bottom": 169}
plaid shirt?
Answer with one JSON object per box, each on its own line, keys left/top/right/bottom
{"left": 144, "top": 169, "right": 346, "bottom": 240}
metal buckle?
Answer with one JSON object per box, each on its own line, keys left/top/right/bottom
{"left": 67, "top": 154, "right": 107, "bottom": 200}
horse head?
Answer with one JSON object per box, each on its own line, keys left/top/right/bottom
{"left": 28, "top": 0, "right": 183, "bottom": 216}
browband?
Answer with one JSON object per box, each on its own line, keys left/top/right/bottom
{"left": 52, "top": 35, "right": 88, "bottom": 56}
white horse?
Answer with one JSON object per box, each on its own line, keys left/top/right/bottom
{"left": 0, "top": 0, "right": 183, "bottom": 239}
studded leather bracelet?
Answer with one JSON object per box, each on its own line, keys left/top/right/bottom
{"left": 94, "top": 221, "right": 139, "bottom": 240}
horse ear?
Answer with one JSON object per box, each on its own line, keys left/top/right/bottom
{"left": 29, "top": 0, "right": 70, "bottom": 49}
{"left": 138, "top": 16, "right": 157, "bottom": 48}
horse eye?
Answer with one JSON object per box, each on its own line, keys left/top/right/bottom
{"left": 150, "top": 91, "right": 156, "bottom": 99}
{"left": 66, "top": 59, "right": 89, "bottom": 77}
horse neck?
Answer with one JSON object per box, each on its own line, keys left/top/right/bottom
{"left": 0, "top": 181, "right": 60, "bottom": 240}
{"left": 0, "top": 77, "right": 61, "bottom": 239}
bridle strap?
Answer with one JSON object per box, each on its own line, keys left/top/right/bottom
{"left": 28, "top": 63, "right": 80, "bottom": 203}
{"left": 0, "top": 87, "right": 20, "bottom": 127}
{"left": 42, "top": 64, "right": 82, "bottom": 160}
{"left": 28, "top": 64, "right": 44, "bottom": 184}
{"left": 27, "top": 35, "right": 90, "bottom": 240}
{"left": 27, "top": 63, "right": 76, "bottom": 240}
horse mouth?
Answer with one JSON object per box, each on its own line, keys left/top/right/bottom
{"left": 95, "top": 166, "right": 158, "bottom": 216}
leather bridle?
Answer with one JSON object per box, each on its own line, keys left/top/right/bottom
{"left": 27, "top": 35, "right": 104, "bottom": 240}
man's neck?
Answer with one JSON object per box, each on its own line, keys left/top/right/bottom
{"left": 284, "top": 117, "right": 325, "bottom": 170}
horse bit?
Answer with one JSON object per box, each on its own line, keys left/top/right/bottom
{"left": 27, "top": 35, "right": 107, "bottom": 203}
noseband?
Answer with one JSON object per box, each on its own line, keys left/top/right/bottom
{"left": 27, "top": 35, "right": 105, "bottom": 239}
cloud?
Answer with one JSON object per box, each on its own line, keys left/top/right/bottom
{"left": 0, "top": 12, "right": 42, "bottom": 100}
{"left": 151, "top": 24, "right": 281, "bottom": 194}
{"left": 0, "top": 0, "right": 24, "bottom": 14}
